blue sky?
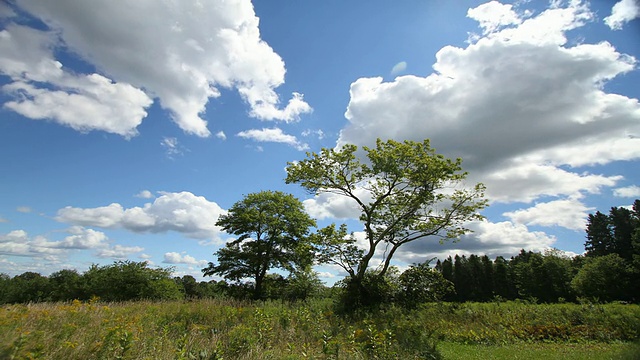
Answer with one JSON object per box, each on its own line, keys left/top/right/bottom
{"left": 1, "top": 0, "right": 639, "bottom": 283}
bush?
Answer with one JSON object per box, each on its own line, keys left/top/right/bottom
{"left": 399, "top": 262, "right": 454, "bottom": 308}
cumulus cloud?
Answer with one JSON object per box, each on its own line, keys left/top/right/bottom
{"left": 2, "top": 0, "right": 311, "bottom": 137}
{"left": 0, "top": 24, "right": 152, "bottom": 137}
{"left": 56, "top": 191, "right": 227, "bottom": 240}
{"left": 303, "top": 188, "right": 372, "bottom": 220}
{"left": 16, "top": 206, "right": 31, "bottom": 213}
{"left": 56, "top": 226, "right": 110, "bottom": 249}
{"left": 337, "top": 1, "right": 638, "bottom": 207}
{"left": 163, "top": 252, "right": 208, "bottom": 267}
{"left": 503, "top": 198, "right": 594, "bottom": 231}
{"left": 0, "top": 227, "right": 110, "bottom": 257}
{"left": 397, "top": 220, "right": 557, "bottom": 263}
{"left": 613, "top": 185, "right": 640, "bottom": 198}
{"left": 604, "top": 0, "right": 640, "bottom": 30}
{"left": 237, "top": 127, "right": 309, "bottom": 150}
{"left": 467, "top": 1, "right": 522, "bottom": 35}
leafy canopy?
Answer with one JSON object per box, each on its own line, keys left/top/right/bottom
{"left": 286, "top": 139, "right": 487, "bottom": 279}
{"left": 202, "top": 190, "right": 316, "bottom": 299}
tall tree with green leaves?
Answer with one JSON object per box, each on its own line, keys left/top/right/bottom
{"left": 202, "top": 191, "right": 316, "bottom": 299}
{"left": 286, "top": 139, "right": 486, "bottom": 305}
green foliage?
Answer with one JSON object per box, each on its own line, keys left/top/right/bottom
{"left": 287, "top": 138, "right": 487, "bottom": 310}
{"left": 585, "top": 199, "right": 639, "bottom": 262}
{"left": 399, "top": 261, "right": 454, "bottom": 308}
{"left": 335, "top": 271, "right": 401, "bottom": 313}
{"left": 571, "top": 253, "right": 632, "bottom": 302}
{"left": 202, "top": 190, "right": 316, "bottom": 299}
{"left": 2, "top": 299, "right": 638, "bottom": 359}
{"left": 83, "top": 261, "right": 182, "bottom": 301}
{"left": 3, "top": 271, "right": 51, "bottom": 303}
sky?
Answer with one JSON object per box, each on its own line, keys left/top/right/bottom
{"left": 1, "top": 0, "right": 639, "bottom": 284}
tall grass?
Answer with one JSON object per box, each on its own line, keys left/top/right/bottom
{"left": 1, "top": 298, "right": 638, "bottom": 359}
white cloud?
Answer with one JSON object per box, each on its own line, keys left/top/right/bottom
{"left": 0, "top": 24, "right": 153, "bottom": 137}
{"left": 337, "top": 0, "right": 639, "bottom": 210}
{"left": 96, "top": 245, "right": 144, "bottom": 259}
{"left": 467, "top": 1, "right": 521, "bottom": 35}
{"left": 503, "top": 198, "right": 594, "bottom": 231}
{"left": 0, "top": 227, "right": 109, "bottom": 257}
{"left": 390, "top": 61, "right": 407, "bottom": 75}
{"left": 56, "top": 191, "right": 227, "bottom": 240}
{"left": 5, "top": 0, "right": 311, "bottom": 137}
{"left": 163, "top": 252, "right": 208, "bottom": 267}
{"left": 303, "top": 188, "right": 372, "bottom": 220}
{"left": 56, "top": 226, "right": 110, "bottom": 249}
{"left": 604, "top": 0, "right": 640, "bottom": 30}
{"left": 613, "top": 185, "right": 640, "bottom": 198}
{"left": 215, "top": 131, "right": 227, "bottom": 140}
{"left": 237, "top": 127, "right": 309, "bottom": 150}
{"left": 135, "top": 190, "right": 155, "bottom": 199}
{"left": 397, "top": 220, "right": 557, "bottom": 263}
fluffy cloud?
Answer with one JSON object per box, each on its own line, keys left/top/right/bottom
{"left": 503, "top": 198, "right": 594, "bottom": 231}
{"left": 163, "top": 252, "right": 208, "bottom": 267}
{"left": 2, "top": 0, "right": 311, "bottom": 137}
{"left": 302, "top": 188, "right": 372, "bottom": 220}
{"left": 397, "top": 220, "right": 557, "bottom": 263}
{"left": 467, "top": 1, "right": 521, "bottom": 35}
{"left": 237, "top": 127, "right": 309, "bottom": 150}
{"left": 613, "top": 185, "right": 640, "bottom": 198}
{"left": 604, "top": 0, "right": 640, "bottom": 30}
{"left": 0, "top": 227, "right": 110, "bottom": 257}
{"left": 56, "top": 191, "right": 226, "bottom": 240}
{"left": 337, "top": 1, "right": 638, "bottom": 207}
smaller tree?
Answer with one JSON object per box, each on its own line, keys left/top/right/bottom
{"left": 399, "top": 261, "right": 454, "bottom": 308}
{"left": 202, "top": 191, "right": 316, "bottom": 299}
{"left": 571, "top": 253, "right": 631, "bottom": 302}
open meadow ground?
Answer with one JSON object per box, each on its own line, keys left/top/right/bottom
{"left": 1, "top": 299, "right": 639, "bottom": 359}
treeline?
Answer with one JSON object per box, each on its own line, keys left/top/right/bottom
{"left": 0, "top": 261, "right": 329, "bottom": 304}
{"left": 436, "top": 200, "right": 640, "bottom": 303}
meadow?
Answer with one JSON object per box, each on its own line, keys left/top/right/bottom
{"left": 1, "top": 298, "right": 639, "bottom": 359}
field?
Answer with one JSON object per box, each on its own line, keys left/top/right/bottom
{"left": 1, "top": 298, "right": 639, "bottom": 359}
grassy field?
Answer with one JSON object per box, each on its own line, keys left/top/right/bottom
{"left": 1, "top": 298, "right": 639, "bottom": 359}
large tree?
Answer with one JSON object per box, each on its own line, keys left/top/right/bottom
{"left": 202, "top": 191, "right": 316, "bottom": 299}
{"left": 286, "top": 139, "right": 486, "bottom": 293}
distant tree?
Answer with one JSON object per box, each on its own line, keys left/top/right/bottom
{"left": 399, "top": 261, "right": 454, "bottom": 308}
{"left": 5, "top": 272, "right": 50, "bottom": 303}
{"left": 286, "top": 139, "right": 486, "bottom": 308}
{"left": 285, "top": 266, "right": 324, "bottom": 301}
{"left": 585, "top": 200, "right": 640, "bottom": 262}
{"left": 0, "top": 273, "right": 10, "bottom": 304}
{"left": 202, "top": 191, "right": 316, "bottom": 299}
{"left": 492, "top": 256, "right": 513, "bottom": 300}
{"left": 49, "top": 269, "right": 84, "bottom": 301}
{"left": 83, "top": 261, "right": 182, "bottom": 301}
{"left": 571, "top": 253, "right": 632, "bottom": 302}
{"left": 175, "top": 275, "right": 198, "bottom": 299}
